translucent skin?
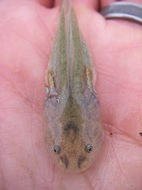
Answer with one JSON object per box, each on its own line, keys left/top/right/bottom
{"left": 44, "top": 1, "right": 103, "bottom": 172}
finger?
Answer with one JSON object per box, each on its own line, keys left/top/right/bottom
{"left": 36, "top": 0, "right": 54, "bottom": 8}
{"left": 55, "top": 0, "right": 99, "bottom": 10}
{"left": 101, "top": 0, "right": 142, "bottom": 9}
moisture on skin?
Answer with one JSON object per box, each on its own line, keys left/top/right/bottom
{"left": 44, "top": 0, "right": 103, "bottom": 172}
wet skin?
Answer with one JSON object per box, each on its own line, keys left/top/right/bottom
{"left": 0, "top": 0, "right": 142, "bottom": 189}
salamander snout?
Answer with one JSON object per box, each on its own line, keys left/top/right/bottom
{"left": 53, "top": 142, "right": 94, "bottom": 172}
{"left": 60, "top": 155, "right": 86, "bottom": 169}
{"left": 56, "top": 154, "right": 87, "bottom": 171}
{"left": 59, "top": 154, "right": 87, "bottom": 170}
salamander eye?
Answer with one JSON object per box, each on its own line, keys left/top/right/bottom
{"left": 85, "top": 144, "right": 93, "bottom": 153}
{"left": 53, "top": 145, "right": 61, "bottom": 154}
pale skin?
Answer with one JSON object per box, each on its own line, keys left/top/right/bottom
{"left": 0, "top": 0, "right": 142, "bottom": 189}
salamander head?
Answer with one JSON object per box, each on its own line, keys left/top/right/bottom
{"left": 51, "top": 120, "right": 102, "bottom": 172}
{"left": 44, "top": 94, "right": 103, "bottom": 172}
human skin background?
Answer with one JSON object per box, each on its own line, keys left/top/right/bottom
{"left": 0, "top": 0, "right": 142, "bottom": 189}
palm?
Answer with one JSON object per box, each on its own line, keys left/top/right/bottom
{"left": 0, "top": 1, "right": 142, "bottom": 190}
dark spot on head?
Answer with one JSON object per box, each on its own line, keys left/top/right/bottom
{"left": 60, "top": 155, "right": 69, "bottom": 168}
{"left": 77, "top": 156, "right": 86, "bottom": 168}
{"left": 64, "top": 121, "right": 79, "bottom": 134}
{"left": 139, "top": 132, "right": 142, "bottom": 136}
{"left": 110, "top": 132, "right": 113, "bottom": 136}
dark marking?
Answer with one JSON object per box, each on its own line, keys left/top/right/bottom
{"left": 60, "top": 155, "right": 69, "bottom": 168}
{"left": 110, "top": 132, "right": 113, "bottom": 136}
{"left": 64, "top": 121, "right": 79, "bottom": 134}
{"left": 77, "top": 156, "right": 86, "bottom": 168}
{"left": 139, "top": 132, "right": 142, "bottom": 136}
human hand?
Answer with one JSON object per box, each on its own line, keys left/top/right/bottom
{"left": 0, "top": 0, "right": 142, "bottom": 189}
